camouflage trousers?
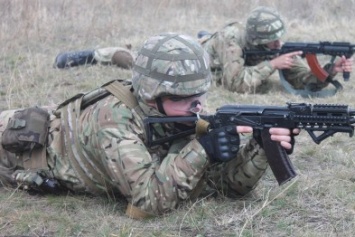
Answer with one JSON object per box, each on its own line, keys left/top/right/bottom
{"left": 94, "top": 47, "right": 134, "bottom": 69}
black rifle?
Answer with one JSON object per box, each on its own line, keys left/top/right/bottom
{"left": 144, "top": 103, "right": 355, "bottom": 185}
{"left": 243, "top": 41, "right": 355, "bottom": 81}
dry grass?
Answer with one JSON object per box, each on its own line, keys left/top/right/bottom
{"left": 1, "top": 0, "right": 355, "bottom": 236}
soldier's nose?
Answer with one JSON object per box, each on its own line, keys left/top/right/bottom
{"left": 190, "top": 101, "right": 202, "bottom": 113}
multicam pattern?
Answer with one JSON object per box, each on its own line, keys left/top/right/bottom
{"left": 201, "top": 22, "right": 328, "bottom": 94}
{"left": 0, "top": 92, "right": 269, "bottom": 216}
{"left": 132, "top": 33, "right": 212, "bottom": 100}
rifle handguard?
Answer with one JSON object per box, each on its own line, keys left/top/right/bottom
{"left": 195, "top": 119, "right": 210, "bottom": 137}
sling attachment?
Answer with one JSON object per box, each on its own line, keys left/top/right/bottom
{"left": 191, "top": 119, "right": 211, "bottom": 199}
{"left": 279, "top": 70, "right": 342, "bottom": 98}
{"left": 195, "top": 119, "right": 210, "bottom": 138}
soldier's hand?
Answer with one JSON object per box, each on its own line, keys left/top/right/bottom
{"left": 198, "top": 126, "right": 245, "bottom": 163}
{"left": 237, "top": 127, "right": 299, "bottom": 151}
{"left": 269, "top": 51, "right": 303, "bottom": 70}
{"left": 269, "top": 127, "right": 300, "bottom": 152}
{"left": 236, "top": 126, "right": 253, "bottom": 133}
{"left": 332, "top": 55, "right": 353, "bottom": 74}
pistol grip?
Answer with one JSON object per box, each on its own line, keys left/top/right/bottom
{"left": 343, "top": 71, "right": 350, "bottom": 81}
{"left": 261, "top": 129, "right": 297, "bottom": 185}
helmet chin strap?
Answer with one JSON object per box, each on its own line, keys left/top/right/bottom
{"left": 156, "top": 97, "right": 166, "bottom": 115}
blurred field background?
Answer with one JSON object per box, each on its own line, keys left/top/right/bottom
{"left": 1, "top": 0, "right": 355, "bottom": 236}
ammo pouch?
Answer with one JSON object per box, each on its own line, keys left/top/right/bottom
{"left": 1, "top": 107, "right": 50, "bottom": 154}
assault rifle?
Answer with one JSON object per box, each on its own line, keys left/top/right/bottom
{"left": 144, "top": 103, "right": 355, "bottom": 185}
{"left": 243, "top": 41, "right": 355, "bottom": 81}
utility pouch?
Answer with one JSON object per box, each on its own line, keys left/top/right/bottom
{"left": 1, "top": 107, "right": 50, "bottom": 154}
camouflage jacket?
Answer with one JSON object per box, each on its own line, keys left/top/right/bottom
{"left": 0, "top": 91, "right": 269, "bottom": 216}
{"left": 201, "top": 22, "right": 328, "bottom": 93}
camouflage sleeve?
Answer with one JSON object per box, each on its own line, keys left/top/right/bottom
{"left": 91, "top": 101, "right": 209, "bottom": 215}
{"left": 127, "top": 138, "right": 209, "bottom": 215}
{"left": 282, "top": 57, "right": 329, "bottom": 90}
{"left": 205, "top": 138, "right": 268, "bottom": 197}
{"left": 104, "top": 133, "right": 209, "bottom": 215}
{"left": 210, "top": 36, "right": 276, "bottom": 93}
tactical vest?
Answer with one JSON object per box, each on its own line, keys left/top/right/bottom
{"left": 51, "top": 80, "right": 139, "bottom": 192}
{"left": 1, "top": 79, "right": 151, "bottom": 218}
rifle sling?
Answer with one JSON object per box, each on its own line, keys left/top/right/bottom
{"left": 103, "top": 80, "right": 138, "bottom": 109}
{"left": 278, "top": 70, "right": 342, "bottom": 98}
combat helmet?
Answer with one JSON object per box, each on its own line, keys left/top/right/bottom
{"left": 132, "top": 33, "right": 211, "bottom": 101}
{"left": 246, "top": 6, "right": 286, "bottom": 45}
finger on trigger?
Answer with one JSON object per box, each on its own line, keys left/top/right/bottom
{"left": 291, "top": 50, "right": 302, "bottom": 57}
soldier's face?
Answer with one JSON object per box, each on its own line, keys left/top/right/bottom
{"left": 265, "top": 39, "right": 282, "bottom": 50}
{"left": 161, "top": 93, "right": 206, "bottom": 116}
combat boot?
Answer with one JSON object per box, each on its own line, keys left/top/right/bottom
{"left": 54, "top": 50, "right": 97, "bottom": 68}
{"left": 197, "top": 30, "right": 212, "bottom": 39}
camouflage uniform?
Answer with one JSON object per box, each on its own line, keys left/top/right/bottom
{"left": 0, "top": 97, "right": 267, "bottom": 215}
{"left": 0, "top": 33, "right": 269, "bottom": 217}
{"left": 201, "top": 7, "right": 328, "bottom": 94}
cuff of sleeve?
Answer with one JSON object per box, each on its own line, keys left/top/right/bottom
{"left": 248, "top": 139, "right": 268, "bottom": 170}
{"left": 188, "top": 139, "right": 210, "bottom": 165}
{"left": 257, "top": 61, "right": 276, "bottom": 78}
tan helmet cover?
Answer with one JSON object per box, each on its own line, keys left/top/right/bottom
{"left": 132, "top": 33, "right": 212, "bottom": 101}
{"left": 246, "top": 6, "right": 286, "bottom": 45}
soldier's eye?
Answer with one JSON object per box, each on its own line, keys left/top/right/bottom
{"left": 168, "top": 92, "right": 206, "bottom": 102}
{"left": 169, "top": 96, "right": 184, "bottom": 102}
